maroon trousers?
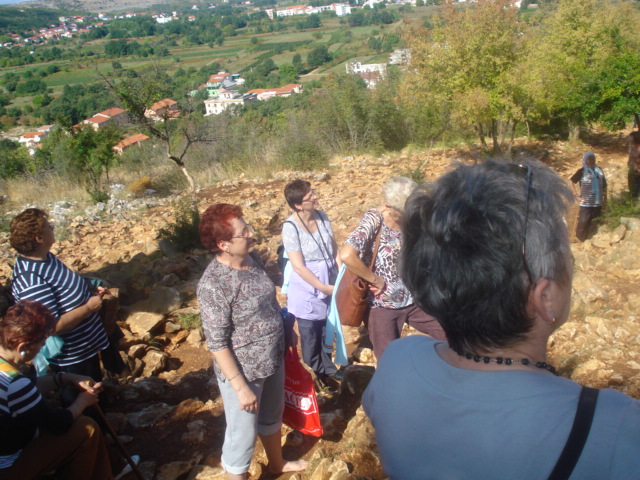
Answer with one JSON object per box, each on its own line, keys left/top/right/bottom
{"left": 368, "top": 304, "right": 446, "bottom": 360}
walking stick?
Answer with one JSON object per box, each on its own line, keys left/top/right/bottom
{"left": 91, "top": 404, "right": 145, "bottom": 480}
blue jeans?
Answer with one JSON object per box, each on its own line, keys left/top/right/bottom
{"left": 297, "top": 318, "right": 337, "bottom": 379}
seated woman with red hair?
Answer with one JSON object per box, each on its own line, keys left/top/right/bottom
{"left": 0, "top": 300, "right": 112, "bottom": 480}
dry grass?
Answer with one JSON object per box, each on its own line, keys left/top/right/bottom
{"left": 3, "top": 175, "right": 88, "bottom": 206}
{"left": 0, "top": 144, "right": 304, "bottom": 211}
{"left": 127, "top": 176, "right": 155, "bottom": 196}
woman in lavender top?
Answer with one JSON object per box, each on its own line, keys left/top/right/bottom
{"left": 282, "top": 180, "right": 340, "bottom": 383}
{"left": 196, "top": 204, "right": 307, "bottom": 480}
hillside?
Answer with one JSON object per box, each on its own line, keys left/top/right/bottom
{"left": 10, "top": 0, "right": 178, "bottom": 13}
{"left": 1, "top": 131, "right": 639, "bottom": 479}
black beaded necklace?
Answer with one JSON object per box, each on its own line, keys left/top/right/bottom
{"left": 461, "top": 351, "right": 559, "bottom": 376}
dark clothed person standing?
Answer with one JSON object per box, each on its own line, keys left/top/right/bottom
{"left": 570, "top": 152, "right": 607, "bottom": 242}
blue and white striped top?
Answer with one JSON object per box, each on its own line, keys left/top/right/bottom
{"left": 0, "top": 358, "right": 74, "bottom": 469}
{"left": 0, "top": 359, "right": 41, "bottom": 468}
{"left": 11, "top": 253, "right": 109, "bottom": 367}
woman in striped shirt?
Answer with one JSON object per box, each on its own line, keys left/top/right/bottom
{"left": 9, "top": 208, "right": 110, "bottom": 406}
{"left": 0, "top": 300, "right": 111, "bottom": 480}
{"left": 570, "top": 152, "right": 607, "bottom": 242}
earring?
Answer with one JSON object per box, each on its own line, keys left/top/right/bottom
{"left": 20, "top": 351, "right": 26, "bottom": 356}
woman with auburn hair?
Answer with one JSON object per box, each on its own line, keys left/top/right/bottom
{"left": 363, "top": 161, "right": 640, "bottom": 479}
{"left": 197, "top": 204, "right": 307, "bottom": 480}
{"left": 9, "top": 208, "right": 123, "bottom": 406}
{"left": 0, "top": 300, "right": 112, "bottom": 480}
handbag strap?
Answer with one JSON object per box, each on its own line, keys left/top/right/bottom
{"left": 367, "top": 212, "right": 384, "bottom": 270}
{"left": 548, "top": 386, "right": 599, "bottom": 480}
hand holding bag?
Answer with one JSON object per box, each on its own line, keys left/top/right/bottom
{"left": 283, "top": 347, "right": 323, "bottom": 437}
{"left": 334, "top": 220, "right": 383, "bottom": 328}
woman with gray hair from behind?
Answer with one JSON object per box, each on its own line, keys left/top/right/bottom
{"left": 340, "top": 177, "right": 445, "bottom": 361}
{"left": 363, "top": 161, "right": 640, "bottom": 479}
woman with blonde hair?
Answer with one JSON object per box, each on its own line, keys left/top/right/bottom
{"left": 340, "top": 177, "right": 445, "bottom": 360}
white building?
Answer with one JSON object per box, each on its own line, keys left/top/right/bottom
{"left": 204, "top": 91, "right": 257, "bottom": 115}
{"left": 389, "top": 49, "right": 411, "bottom": 65}
{"left": 333, "top": 3, "right": 351, "bottom": 16}
{"left": 346, "top": 61, "right": 387, "bottom": 75}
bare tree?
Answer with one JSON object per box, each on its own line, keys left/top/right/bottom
{"left": 101, "top": 64, "right": 216, "bottom": 194}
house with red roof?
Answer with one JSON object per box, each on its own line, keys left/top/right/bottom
{"left": 18, "top": 131, "right": 48, "bottom": 148}
{"left": 82, "top": 107, "right": 129, "bottom": 131}
{"left": 246, "top": 84, "right": 303, "bottom": 101}
{"left": 144, "top": 98, "right": 181, "bottom": 121}
{"left": 113, "top": 133, "right": 150, "bottom": 155}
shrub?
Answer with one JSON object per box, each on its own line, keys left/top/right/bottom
{"left": 599, "top": 193, "right": 640, "bottom": 230}
{"left": 175, "top": 313, "right": 201, "bottom": 330}
{"left": 277, "top": 137, "right": 328, "bottom": 171}
{"left": 157, "top": 198, "right": 201, "bottom": 252}
{"left": 128, "top": 176, "right": 155, "bottom": 197}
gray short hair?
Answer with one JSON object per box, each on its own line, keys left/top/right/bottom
{"left": 383, "top": 177, "right": 418, "bottom": 211}
{"left": 401, "top": 160, "right": 573, "bottom": 354}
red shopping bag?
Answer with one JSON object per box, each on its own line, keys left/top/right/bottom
{"left": 282, "top": 347, "right": 323, "bottom": 437}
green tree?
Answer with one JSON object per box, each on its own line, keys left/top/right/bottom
{"left": 583, "top": 52, "right": 640, "bottom": 130}
{"left": 278, "top": 64, "right": 299, "bottom": 84}
{"left": 0, "top": 138, "right": 30, "bottom": 179}
{"left": 522, "top": 0, "right": 640, "bottom": 139}
{"left": 311, "top": 74, "right": 379, "bottom": 153}
{"left": 401, "top": 0, "right": 523, "bottom": 152}
{"left": 292, "top": 53, "right": 304, "bottom": 73}
{"left": 307, "top": 45, "right": 332, "bottom": 69}
{"left": 40, "top": 125, "right": 121, "bottom": 201}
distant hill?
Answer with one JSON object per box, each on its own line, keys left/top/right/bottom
{"left": 0, "top": 6, "right": 61, "bottom": 30}
{"left": 7, "top": 0, "right": 179, "bottom": 13}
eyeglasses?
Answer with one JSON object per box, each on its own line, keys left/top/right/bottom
{"left": 231, "top": 224, "right": 255, "bottom": 239}
{"left": 506, "top": 163, "right": 533, "bottom": 285}
{"left": 301, "top": 190, "right": 316, "bottom": 203}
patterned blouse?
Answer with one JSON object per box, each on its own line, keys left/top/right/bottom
{"left": 197, "top": 253, "right": 285, "bottom": 383}
{"left": 345, "top": 209, "right": 413, "bottom": 309}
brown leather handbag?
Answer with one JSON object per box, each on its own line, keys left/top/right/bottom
{"left": 335, "top": 222, "right": 383, "bottom": 327}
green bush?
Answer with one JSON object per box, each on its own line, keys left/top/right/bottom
{"left": 175, "top": 313, "right": 201, "bottom": 330}
{"left": 158, "top": 198, "right": 201, "bottom": 252}
{"left": 599, "top": 193, "right": 640, "bottom": 230}
{"left": 277, "top": 138, "right": 328, "bottom": 171}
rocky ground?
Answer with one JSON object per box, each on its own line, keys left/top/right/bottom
{"left": 0, "top": 129, "right": 638, "bottom": 479}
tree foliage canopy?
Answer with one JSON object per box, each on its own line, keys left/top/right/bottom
{"left": 402, "top": 0, "right": 523, "bottom": 152}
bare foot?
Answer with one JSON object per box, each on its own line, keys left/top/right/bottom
{"left": 269, "top": 459, "right": 308, "bottom": 475}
